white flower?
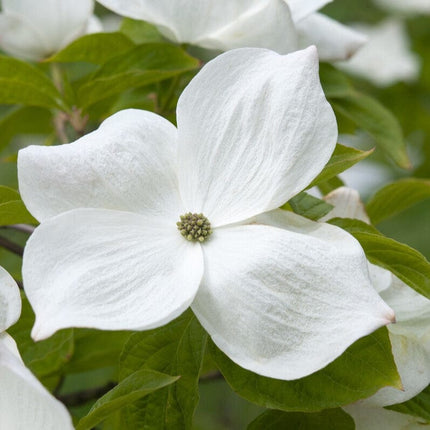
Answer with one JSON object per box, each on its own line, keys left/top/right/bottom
{"left": 96, "top": 0, "right": 365, "bottom": 61}
{"left": 0, "top": 266, "right": 73, "bottom": 430}
{"left": 337, "top": 19, "right": 420, "bottom": 87}
{"left": 322, "top": 187, "right": 430, "bottom": 429}
{"left": 18, "top": 47, "right": 393, "bottom": 380}
{"left": 373, "top": 0, "right": 430, "bottom": 15}
{"left": 0, "top": 0, "right": 102, "bottom": 61}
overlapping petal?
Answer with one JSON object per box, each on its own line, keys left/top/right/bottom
{"left": 287, "top": 0, "right": 332, "bottom": 22}
{"left": 373, "top": 0, "right": 430, "bottom": 14}
{"left": 192, "top": 210, "right": 394, "bottom": 380}
{"left": 23, "top": 209, "right": 203, "bottom": 340}
{"left": 0, "top": 267, "right": 21, "bottom": 333}
{"left": 0, "top": 0, "right": 95, "bottom": 60}
{"left": 296, "top": 13, "right": 367, "bottom": 61}
{"left": 18, "top": 109, "right": 181, "bottom": 223}
{"left": 0, "top": 333, "right": 73, "bottom": 430}
{"left": 177, "top": 46, "right": 337, "bottom": 227}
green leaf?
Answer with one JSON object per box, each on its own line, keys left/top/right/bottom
{"left": 286, "top": 192, "right": 333, "bottom": 221}
{"left": 320, "top": 64, "right": 352, "bottom": 99}
{"left": 77, "top": 43, "right": 199, "bottom": 108}
{"left": 308, "top": 144, "right": 374, "bottom": 189}
{"left": 210, "top": 327, "right": 401, "bottom": 412}
{"left": 366, "top": 178, "right": 430, "bottom": 224}
{"left": 0, "top": 56, "right": 64, "bottom": 109}
{"left": 0, "top": 106, "right": 52, "bottom": 151}
{"left": 329, "top": 218, "right": 430, "bottom": 299}
{"left": 76, "top": 369, "right": 179, "bottom": 430}
{"left": 8, "top": 297, "right": 74, "bottom": 378}
{"left": 120, "top": 18, "right": 165, "bottom": 44}
{"left": 119, "top": 311, "right": 207, "bottom": 429}
{"left": 47, "top": 32, "right": 135, "bottom": 64}
{"left": 317, "top": 176, "right": 345, "bottom": 195}
{"left": 63, "top": 329, "right": 131, "bottom": 373}
{"left": 248, "top": 408, "right": 354, "bottom": 430}
{"left": 329, "top": 91, "right": 410, "bottom": 169}
{"left": 0, "top": 186, "right": 37, "bottom": 225}
{"left": 387, "top": 385, "right": 430, "bottom": 422}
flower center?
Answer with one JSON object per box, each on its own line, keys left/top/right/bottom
{"left": 177, "top": 212, "right": 212, "bottom": 243}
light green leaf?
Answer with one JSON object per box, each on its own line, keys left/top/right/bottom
{"left": 119, "top": 311, "right": 207, "bottom": 429}
{"left": 8, "top": 297, "right": 74, "bottom": 378}
{"left": 248, "top": 408, "right": 354, "bottom": 430}
{"left": 329, "top": 218, "right": 430, "bottom": 299}
{"left": 366, "top": 178, "right": 430, "bottom": 224}
{"left": 286, "top": 192, "right": 333, "bottom": 221}
{"left": 0, "top": 186, "right": 37, "bottom": 225}
{"left": 308, "top": 144, "right": 373, "bottom": 189}
{"left": 387, "top": 385, "right": 430, "bottom": 422}
{"left": 120, "top": 18, "right": 164, "bottom": 44}
{"left": 329, "top": 92, "right": 410, "bottom": 169}
{"left": 0, "top": 56, "right": 64, "bottom": 109}
{"left": 47, "top": 32, "right": 135, "bottom": 64}
{"left": 76, "top": 370, "right": 179, "bottom": 430}
{"left": 77, "top": 44, "right": 199, "bottom": 108}
{"left": 210, "top": 327, "right": 401, "bottom": 412}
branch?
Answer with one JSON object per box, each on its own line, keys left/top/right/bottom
{"left": 0, "top": 235, "right": 24, "bottom": 257}
{"left": 4, "top": 224, "right": 35, "bottom": 234}
{"left": 57, "top": 382, "right": 116, "bottom": 407}
{"left": 199, "top": 370, "right": 223, "bottom": 383}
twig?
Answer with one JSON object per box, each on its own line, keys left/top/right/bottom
{"left": 57, "top": 382, "right": 116, "bottom": 407}
{"left": 0, "top": 235, "right": 24, "bottom": 257}
{"left": 5, "top": 224, "right": 35, "bottom": 234}
{"left": 199, "top": 370, "right": 223, "bottom": 382}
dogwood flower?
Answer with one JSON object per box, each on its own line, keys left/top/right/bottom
{"left": 337, "top": 19, "right": 420, "bottom": 87}
{"left": 0, "top": 0, "right": 102, "bottom": 61}
{"left": 96, "top": 0, "right": 365, "bottom": 61}
{"left": 322, "top": 187, "right": 430, "bottom": 429}
{"left": 0, "top": 266, "right": 73, "bottom": 429}
{"left": 373, "top": 0, "right": 430, "bottom": 15}
{"left": 19, "top": 46, "right": 394, "bottom": 380}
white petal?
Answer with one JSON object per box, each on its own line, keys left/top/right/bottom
{"left": 0, "top": 267, "right": 21, "bottom": 332}
{"left": 192, "top": 210, "right": 394, "bottom": 380}
{"left": 23, "top": 208, "right": 203, "bottom": 340}
{"left": 373, "top": 0, "right": 430, "bottom": 15}
{"left": 97, "top": 0, "right": 270, "bottom": 45}
{"left": 18, "top": 109, "right": 181, "bottom": 223}
{"left": 361, "top": 333, "right": 430, "bottom": 407}
{"left": 344, "top": 404, "right": 427, "bottom": 430}
{"left": 0, "top": 333, "right": 73, "bottom": 430}
{"left": 368, "top": 263, "right": 393, "bottom": 294}
{"left": 296, "top": 13, "right": 367, "bottom": 61}
{"left": 1, "top": 0, "right": 94, "bottom": 59}
{"left": 321, "top": 186, "right": 370, "bottom": 222}
{"left": 177, "top": 47, "right": 337, "bottom": 227}
{"left": 194, "top": 0, "right": 297, "bottom": 54}
{"left": 287, "top": 0, "right": 332, "bottom": 22}
{"left": 337, "top": 20, "right": 420, "bottom": 87}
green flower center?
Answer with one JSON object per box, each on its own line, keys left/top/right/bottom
{"left": 177, "top": 212, "right": 212, "bottom": 243}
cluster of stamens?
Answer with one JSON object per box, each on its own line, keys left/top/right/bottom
{"left": 177, "top": 212, "right": 212, "bottom": 242}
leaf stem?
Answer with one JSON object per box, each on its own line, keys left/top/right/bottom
{"left": 0, "top": 235, "right": 24, "bottom": 256}
{"left": 57, "top": 382, "right": 116, "bottom": 407}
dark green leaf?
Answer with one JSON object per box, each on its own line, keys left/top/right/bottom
{"left": 366, "top": 178, "right": 430, "bottom": 224}
{"left": 76, "top": 369, "right": 179, "bottom": 430}
{"left": 210, "top": 327, "right": 401, "bottom": 412}
{"left": 329, "top": 91, "right": 410, "bottom": 169}
{"left": 0, "top": 56, "right": 64, "bottom": 109}
{"left": 248, "top": 408, "right": 354, "bottom": 430}
{"left": 329, "top": 218, "right": 430, "bottom": 299}
{"left": 47, "top": 32, "right": 135, "bottom": 64}
{"left": 287, "top": 192, "right": 333, "bottom": 220}
{"left": 119, "top": 311, "right": 207, "bottom": 429}
{"left": 308, "top": 144, "right": 373, "bottom": 189}
{"left": 78, "top": 44, "right": 199, "bottom": 108}
{"left": 387, "top": 385, "right": 430, "bottom": 422}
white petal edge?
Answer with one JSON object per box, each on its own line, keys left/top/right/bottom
{"left": 373, "top": 0, "right": 430, "bottom": 15}
{"left": 18, "top": 109, "right": 182, "bottom": 223}
{"left": 344, "top": 404, "right": 428, "bottom": 430}
{"left": 0, "top": 333, "right": 73, "bottom": 430}
{"left": 287, "top": 0, "right": 332, "bottom": 22}
{"left": 0, "top": 266, "right": 21, "bottom": 332}
{"left": 192, "top": 210, "right": 394, "bottom": 380}
{"left": 177, "top": 46, "right": 337, "bottom": 227}
{"left": 296, "top": 13, "right": 367, "bottom": 61}
{"left": 23, "top": 208, "right": 203, "bottom": 340}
